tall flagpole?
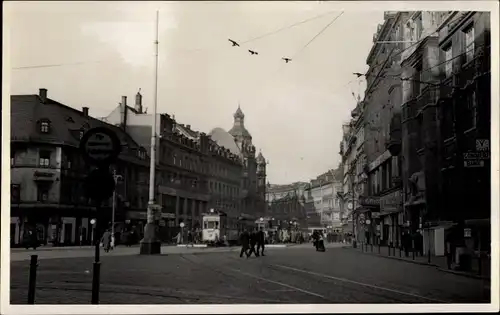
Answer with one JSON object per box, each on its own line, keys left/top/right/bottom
{"left": 149, "top": 10, "right": 159, "bottom": 204}
{"left": 140, "top": 10, "right": 161, "bottom": 255}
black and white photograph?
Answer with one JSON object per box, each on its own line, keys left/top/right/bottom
{"left": 1, "top": 1, "right": 498, "bottom": 313}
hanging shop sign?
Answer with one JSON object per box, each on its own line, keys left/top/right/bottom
{"left": 380, "top": 190, "right": 403, "bottom": 214}
{"left": 359, "top": 196, "right": 380, "bottom": 207}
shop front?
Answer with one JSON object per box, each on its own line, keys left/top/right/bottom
{"left": 358, "top": 196, "right": 380, "bottom": 245}
{"left": 379, "top": 189, "right": 403, "bottom": 247}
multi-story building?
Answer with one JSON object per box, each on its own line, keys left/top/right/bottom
{"left": 434, "top": 11, "right": 491, "bottom": 257}
{"left": 10, "top": 88, "right": 150, "bottom": 246}
{"left": 356, "top": 12, "right": 410, "bottom": 247}
{"left": 209, "top": 106, "right": 267, "bottom": 218}
{"left": 400, "top": 11, "right": 491, "bottom": 257}
{"left": 339, "top": 103, "right": 367, "bottom": 241}
{"left": 306, "top": 169, "right": 343, "bottom": 228}
{"left": 103, "top": 93, "right": 244, "bottom": 232}
{"left": 266, "top": 182, "right": 308, "bottom": 227}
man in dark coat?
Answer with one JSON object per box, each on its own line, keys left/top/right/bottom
{"left": 239, "top": 229, "right": 250, "bottom": 258}
{"left": 247, "top": 229, "right": 259, "bottom": 257}
{"left": 256, "top": 227, "right": 266, "bottom": 256}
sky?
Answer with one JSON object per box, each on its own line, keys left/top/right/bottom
{"left": 7, "top": 1, "right": 383, "bottom": 185}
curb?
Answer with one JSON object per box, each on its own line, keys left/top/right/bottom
{"left": 343, "top": 247, "right": 490, "bottom": 280}
{"left": 344, "top": 247, "right": 439, "bottom": 268}
{"left": 176, "top": 244, "right": 208, "bottom": 248}
{"left": 436, "top": 267, "right": 490, "bottom": 281}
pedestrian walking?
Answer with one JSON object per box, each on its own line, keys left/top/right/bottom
{"left": 101, "top": 229, "right": 112, "bottom": 253}
{"left": 247, "top": 229, "right": 259, "bottom": 257}
{"left": 256, "top": 227, "right": 266, "bottom": 256}
{"left": 187, "top": 231, "right": 194, "bottom": 247}
{"left": 239, "top": 229, "right": 250, "bottom": 258}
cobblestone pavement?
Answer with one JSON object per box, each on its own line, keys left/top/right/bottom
{"left": 10, "top": 244, "right": 489, "bottom": 304}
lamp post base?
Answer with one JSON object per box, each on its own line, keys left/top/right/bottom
{"left": 139, "top": 223, "right": 161, "bottom": 255}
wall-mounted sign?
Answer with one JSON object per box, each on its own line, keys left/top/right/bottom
{"left": 380, "top": 190, "right": 403, "bottom": 212}
{"left": 359, "top": 196, "right": 380, "bottom": 207}
{"left": 476, "top": 139, "right": 489, "bottom": 151}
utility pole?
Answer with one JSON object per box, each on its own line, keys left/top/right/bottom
{"left": 111, "top": 170, "right": 122, "bottom": 248}
{"left": 140, "top": 10, "right": 162, "bottom": 255}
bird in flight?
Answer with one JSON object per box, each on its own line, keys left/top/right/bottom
{"left": 353, "top": 72, "right": 364, "bottom": 78}
{"left": 248, "top": 50, "right": 259, "bottom": 55}
{"left": 282, "top": 57, "right": 292, "bottom": 63}
{"left": 228, "top": 39, "right": 240, "bottom": 47}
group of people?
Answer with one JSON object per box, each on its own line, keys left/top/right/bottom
{"left": 239, "top": 227, "right": 266, "bottom": 258}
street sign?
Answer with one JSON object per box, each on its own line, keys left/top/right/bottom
{"left": 180, "top": 222, "right": 185, "bottom": 228}
{"left": 464, "top": 160, "right": 485, "bottom": 168}
{"left": 159, "top": 220, "right": 166, "bottom": 227}
{"left": 80, "top": 127, "right": 121, "bottom": 166}
{"left": 365, "top": 219, "right": 371, "bottom": 225}
{"left": 84, "top": 168, "right": 116, "bottom": 202}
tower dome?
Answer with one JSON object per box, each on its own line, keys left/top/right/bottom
{"left": 228, "top": 104, "right": 252, "bottom": 139}
{"left": 256, "top": 151, "right": 266, "bottom": 164}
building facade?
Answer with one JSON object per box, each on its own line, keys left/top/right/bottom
{"left": 434, "top": 11, "right": 491, "bottom": 256}
{"left": 306, "top": 169, "right": 343, "bottom": 228}
{"left": 399, "top": 11, "right": 491, "bottom": 256}
{"left": 210, "top": 106, "right": 267, "bottom": 218}
{"left": 104, "top": 96, "right": 267, "bottom": 229}
{"left": 11, "top": 89, "right": 150, "bottom": 246}
{"left": 266, "top": 182, "right": 308, "bottom": 228}
{"left": 103, "top": 94, "right": 245, "bottom": 233}
{"left": 356, "top": 12, "right": 410, "bottom": 247}
{"left": 339, "top": 104, "right": 367, "bottom": 239}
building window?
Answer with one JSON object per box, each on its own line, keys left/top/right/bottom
{"left": 39, "top": 150, "right": 51, "bottom": 167}
{"left": 415, "top": 14, "right": 423, "bottom": 39}
{"left": 40, "top": 121, "right": 50, "bottom": 133}
{"left": 464, "top": 91, "right": 477, "bottom": 130}
{"left": 79, "top": 130, "right": 85, "bottom": 139}
{"left": 11, "top": 149, "right": 15, "bottom": 166}
{"left": 442, "top": 102, "right": 455, "bottom": 140}
{"left": 37, "top": 184, "right": 50, "bottom": 202}
{"left": 464, "top": 26, "right": 475, "bottom": 63}
{"left": 412, "top": 64, "right": 422, "bottom": 97}
{"left": 444, "top": 46, "right": 453, "bottom": 77}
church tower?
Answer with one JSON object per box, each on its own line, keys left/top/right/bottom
{"left": 256, "top": 151, "right": 267, "bottom": 201}
{"left": 228, "top": 104, "right": 253, "bottom": 157}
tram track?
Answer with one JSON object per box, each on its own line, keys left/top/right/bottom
{"left": 211, "top": 252, "right": 449, "bottom": 303}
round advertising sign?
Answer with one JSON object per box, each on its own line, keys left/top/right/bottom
{"left": 347, "top": 201, "right": 354, "bottom": 210}
{"left": 180, "top": 222, "right": 185, "bottom": 228}
{"left": 365, "top": 219, "right": 371, "bottom": 225}
{"left": 80, "top": 127, "right": 121, "bottom": 166}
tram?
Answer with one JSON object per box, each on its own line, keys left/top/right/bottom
{"left": 201, "top": 210, "right": 256, "bottom": 246}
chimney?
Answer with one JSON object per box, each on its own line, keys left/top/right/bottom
{"left": 39, "top": 88, "right": 47, "bottom": 103}
{"left": 121, "top": 96, "right": 127, "bottom": 108}
{"left": 135, "top": 89, "right": 143, "bottom": 113}
{"left": 82, "top": 107, "right": 89, "bottom": 117}
{"left": 186, "top": 125, "right": 191, "bottom": 130}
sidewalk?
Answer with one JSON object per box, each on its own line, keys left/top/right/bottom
{"left": 343, "top": 243, "right": 491, "bottom": 281}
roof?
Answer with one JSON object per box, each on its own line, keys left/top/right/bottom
{"left": 228, "top": 124, "right": 252, "bottom": 138}
{"left": 11, "top": 94, "right": 147, "bottom": 164}
{"left": 228, "top": 106, "right": 252, "bottom": 138}
{"left": 256, "top": 151, "right": 265, "bottom": 163}
{"left": 208, "top": 127, "right": 241, "bottom": 155}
